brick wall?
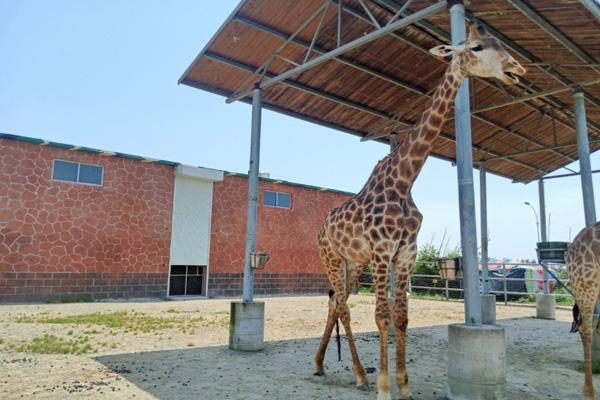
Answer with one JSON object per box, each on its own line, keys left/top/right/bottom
{"left": 0, "top": 139, "right": 174, "bottom": 302}
{"left": 208, "top": 175, "right": 351, "bottom": 297}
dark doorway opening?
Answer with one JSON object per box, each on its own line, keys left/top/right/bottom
{"left": 169, "top": 265, "right": 206, "bottom": 296}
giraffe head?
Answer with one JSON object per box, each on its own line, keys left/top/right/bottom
{"left": 429, "top": 20, "right": 526, "bottom": 85}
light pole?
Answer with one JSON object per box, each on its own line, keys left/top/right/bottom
{"left": 524, "top": 201, "right": 540, "bottom": 243}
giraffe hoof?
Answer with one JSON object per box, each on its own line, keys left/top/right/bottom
{"left": 398, "top": 383, "right": 412, "bottom": 399}
{"left": 376, "top": 391, "right": 392, "bottom": 400}
{"left": 313, "top": 370, "right": 325, "bottom": 377}
{"left": 356, "top": 383, "right": 369, "bottom": 391}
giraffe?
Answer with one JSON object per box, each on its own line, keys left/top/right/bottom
{"left": 566, "top": 222, "right": 600, "bottom": 400}
{"left": 314, "top": 21, "right": 526, "bottom": 400}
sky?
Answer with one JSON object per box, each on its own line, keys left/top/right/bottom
{"left": 2, "top": 1, "right": 599, "bottom": 260}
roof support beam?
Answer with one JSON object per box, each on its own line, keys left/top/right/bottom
{"left": 235, "top": 13, "right": 571, "bottom": 167}
{"left": 373, "top": 0, "right": 600, "bottom": 116}
{"left": 204, "top": 51, "right": 546, "bottom": 175}
{"left": 507, "top": 0, "right": 600, "bottom": 69}
{"left": 364, "top": 0, "right": 600, "bottom": 162}
{"left": 484, "top": 139, "right": 600, "bottom": 161}
{"left": 472, "top": 78, "right": 600, "bottom": 114}
{"left": 226, "top": 1, "right": 446, "bottom": 103}
{"left": 580, "top": 0, "right": 600, "bottom": 23}
{"left": 233, "top": 15, "right": 427, "bottom": 96}
{"left": 338, "top": 1, "right": 584, "bottom": 163}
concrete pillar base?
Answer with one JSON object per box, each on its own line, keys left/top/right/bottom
{"left": 593, "top": 315, "right": 600, "bottom": 362}
{"left": 447, "top": 324, "right": 506, "bottom": 400}
{"left": 229, "top": 301, "right": 264, "bottom": 351}
{"left": 481, "top": 294, "right": 496, "bottom": 325}
{"left": 536, "top": 294, "right": 556, "bottom": 320}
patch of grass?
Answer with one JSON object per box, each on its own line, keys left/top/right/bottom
{"left": 516, "top": 296, "right": 535, "bottom": 304}
{"left": 347, "top": 303, "right": 356, "bottom": 309}
{"left": 45, "top": 295, "right": 95, "bottom": 304}
{"left": 166, "top": 308, "right": 180, "bottom": 314}
{"left": 15, "top": 311, "right": 210, "bottom": 334}
{"left": 9, "top": 334, "right": 93, "bottom": 355}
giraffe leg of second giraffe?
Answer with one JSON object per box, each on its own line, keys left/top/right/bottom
{"left": 579, "top": 302, "right": 596, "bottom": 400}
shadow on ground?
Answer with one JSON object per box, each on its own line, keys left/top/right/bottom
{"left": 96, "top": 318, "right": 588, "bottom": 400}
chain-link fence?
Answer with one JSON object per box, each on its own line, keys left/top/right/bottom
{"left": 358, "top": 260, "right": 574, "bottom": 306}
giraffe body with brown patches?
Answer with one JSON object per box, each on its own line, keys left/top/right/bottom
{"left": 566, "top": 222, "right": 600, "bottom": 400}
{"left": 314, "top": 21, "right": 526, "bottom": 400}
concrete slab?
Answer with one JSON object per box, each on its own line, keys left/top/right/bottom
{"left": 229, "top": 301, "right": 265, "bottom": 351}
{"left": 481, "top": 294, "right": 496, "bottom": 325}
{"left": 447, "top": 324, "right": 506, "bottom": 400}
{"left": 536, "top": 294, "right": 556, "bottom": 320}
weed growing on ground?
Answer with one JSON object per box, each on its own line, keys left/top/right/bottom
{"left": 45, "top": 295, "right": 95, "bottom": 304}
{"left": 14, "top": 311, "right": 219, "bottom": 334}
{"left": 6, "top": 334, "right": 93, "bottom": 355}
{"left": 593, "top": 361, "right": 600, "bottom": 374}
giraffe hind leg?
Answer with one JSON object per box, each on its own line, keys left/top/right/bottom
{"left": 314, "top": 290, "right": 337, "bottom": 376}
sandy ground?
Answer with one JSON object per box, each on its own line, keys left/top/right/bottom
{"left": 0, "top": 295, "right": 595, "bottom": 399}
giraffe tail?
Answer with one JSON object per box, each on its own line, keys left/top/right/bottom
{"left": 570, "top": 303, "right": 582, "bottom": 333}
{"left": 328, "top": 289, "right": 341, "bottom": 361}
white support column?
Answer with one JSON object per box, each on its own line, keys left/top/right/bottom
{"left": 574, "top": 91, "right": 600, "bottom": 317}
{"left": 574, "top": 91, "right": 597, "bottom": 227}
{"left": 447, "top": 4, "right": 505, "bottom": 399}
{"left": 450, "top": 3, "right": 481, "bottom": 327}
{"left": 230, "top": 84, "right": 265, "bottom": 352}
{"left": 480, "top": 163, "right": 496, "bottom": 324}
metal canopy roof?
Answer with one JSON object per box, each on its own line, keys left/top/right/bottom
{"left": 179, "top": 0, "right": 600, "bottom": 182}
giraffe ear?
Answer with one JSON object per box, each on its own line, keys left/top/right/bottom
{"left": 429, "top": 45, "right": 458, "bottom": 58}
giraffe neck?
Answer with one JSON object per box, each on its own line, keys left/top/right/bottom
{"left": 391, "top": 59, "right": 465, "bottom": 184}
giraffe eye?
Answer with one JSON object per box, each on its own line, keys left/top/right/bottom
{"left": 471, "top": 45, "right": 484, "bottom": 52}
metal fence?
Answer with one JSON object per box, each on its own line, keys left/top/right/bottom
{"left": 358, "top": 261, "right": 573, "bottom": 306}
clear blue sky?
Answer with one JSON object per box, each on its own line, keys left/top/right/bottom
{"left": 2, "top": 1, "right": 598, "bottom": 259}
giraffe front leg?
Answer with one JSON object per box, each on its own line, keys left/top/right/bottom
{"left": 392, "top": 245, "right": 415, "bottom": 399}
{"left": 372, "top": 257, "right": 392, "bottom": 400}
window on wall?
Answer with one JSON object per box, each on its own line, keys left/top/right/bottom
{"left": 263, "top": 190, "right": 291, "bottom": 209}
{"left": 52, "top": 160, "right": 103, "bottom": 186}
{"left": 169, "top": 265, "right": 206, "bottom": 296}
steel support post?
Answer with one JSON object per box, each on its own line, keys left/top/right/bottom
{"left": 538, "top": 179, "right": 549, "bottom": 294}
{"left": 451, "top": 3, "right": 481, "bottom": 326}
{"left": 242, "top": 85, "right": 263, "bottom": 303}
{"left": 574, "top": 91, "right": 597, "bottom": 227}
{"left": 575, "top": 91, "right": 600, "bottom": 315}
{"left": 479, "top": 163, "right": 489, "bottom": 294}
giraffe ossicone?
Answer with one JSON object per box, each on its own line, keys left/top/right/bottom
{"left": 314, "top": 20, "right": 526, "bottom": 400}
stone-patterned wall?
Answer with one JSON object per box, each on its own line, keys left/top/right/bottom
{"left": 0, "top": 139, "right": 174, "bottom": 302}
{"left": 208, "top": 175, "right": 351, "bottom": 296}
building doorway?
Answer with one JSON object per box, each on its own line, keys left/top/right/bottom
{"left": 169, "top": 265, "right": 207, "bottom": 296}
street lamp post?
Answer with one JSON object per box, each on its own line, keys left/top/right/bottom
{"left": 524, "top": 201, "right": 540, "bottom": 243}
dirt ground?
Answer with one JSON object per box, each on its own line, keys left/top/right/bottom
{"left": 0, "top": 295, "right": 595, "bottom": 399}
